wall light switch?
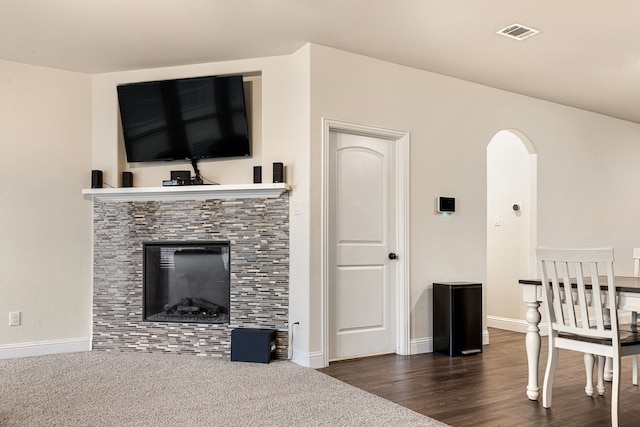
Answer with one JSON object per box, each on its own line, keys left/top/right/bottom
{"left": 293, "top": 201, "right": 302, "bottom": 215}
{"left": 493, "top": 215, "right": 501, "bottom": 226}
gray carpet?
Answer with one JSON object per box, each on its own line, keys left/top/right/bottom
{"left": 0, "top": 351, "right": 447, "bottom": 426}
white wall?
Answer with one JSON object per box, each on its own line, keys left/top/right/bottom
{"left": 307, "top": 44, "right": 640, "bottom": 356}
{"left": 285, "top": 46, "right": 313, "bottom": 366}
{"left": 536, "top": 115, "right": 640, "bottom": 262}
{"left": 6, "top": 42, "right": 640, "bottom": 364}
{"left": 487, "top": 131, "right": 533, "bottom": 326}
{"left": 0, "top": 60, "right": 92, "bottom": 352}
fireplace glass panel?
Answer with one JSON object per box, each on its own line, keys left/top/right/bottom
{"left": 143, "top": 241, "right": 230, "bottom": 324}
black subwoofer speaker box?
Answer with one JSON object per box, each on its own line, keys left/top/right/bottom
{"left": 272, "top": 162, "right": 284, "bottom": 183}
{"left": 231, "top": 328, "right": 277, "bottom": 364}
{"left": 122, "top": 171, "right": 133, "bottom": 187}
{"left": 91, "top": 170, "right": 103, "bottom": 189}
{"left": 253, "top": 166, "right": 262, "bottom": 184}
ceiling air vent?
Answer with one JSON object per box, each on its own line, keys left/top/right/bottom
{"left": 497, "top": 23, "right": 540, "bottom": 41}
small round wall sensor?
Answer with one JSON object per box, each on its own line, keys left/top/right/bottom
{"left": 512, "top": 203, "right": 521, "bottom": 212}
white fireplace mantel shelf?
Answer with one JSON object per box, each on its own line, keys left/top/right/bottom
{"left": 82, "top": 183, "right": 291, "bottom": 202}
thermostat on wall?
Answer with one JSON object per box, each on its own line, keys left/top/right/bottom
{"left": 437, "top": 196, "right": 456, "bottom": 213}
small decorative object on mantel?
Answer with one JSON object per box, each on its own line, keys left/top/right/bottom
{"left": 253, "top": 166, "right": 262, "bottom": 184}
{"left": 122, "top": 171, "right": 133, "bottom": 188}
{"left": 91, "top": 170, "right": 103, "bottom": 189}
{"left": 273, "top": 162, "right": 284, "bottom": 183}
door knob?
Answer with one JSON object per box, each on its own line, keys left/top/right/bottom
{"left": 388, "top": 253, "right": 397, "bottom": 260}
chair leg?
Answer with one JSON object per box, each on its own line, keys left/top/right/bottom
{"left": 584, "top": 353, "right": 595, "bottom": 396}
{"left": 632, "top": 312, "right": 639, "bottom": 386}
{"left": 611, "top": 357, "right": 620, "bottom": 427}
{"left": 596, "top": 355, "right": 606, "bottom": 395}
{"left": 543, "top": 346, "right": 558, "bottom": 408}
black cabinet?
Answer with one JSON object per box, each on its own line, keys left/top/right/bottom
{"left": 231, "top": 328, "right": 277, "bottom": 363}
{"left": 433, "top": 282, "right": 482, "bottom": 356}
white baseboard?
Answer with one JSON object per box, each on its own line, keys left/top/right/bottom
{"left": 0, "top": 337, "right": 91, "bottom": 360}
{"left": 487, "top": 315, "right": 550, "bottom": 335}
{"left": 297, "top": 330, "right": 495, "bottom": 365}
{"left": 411, "top": 337, "right": 432, "bottom": 354}
{"left": 487, "top": 315, "right": 530, "bottom": 333}
{"left": 291, "top": 350, "right": 325, "bottom": 368}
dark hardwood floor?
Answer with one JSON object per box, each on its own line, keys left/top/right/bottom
{"left": 318, "top": 328, "right": 640, "bottom": 426}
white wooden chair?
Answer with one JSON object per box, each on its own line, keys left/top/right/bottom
{"left": 602, "top": 248, "right": 640, "bottom": 386}
{"left": 537, "top": 247, "right": 640, "bottom": 427}
{"left": 630, "top": 247, "right": 640, "bottom": 384}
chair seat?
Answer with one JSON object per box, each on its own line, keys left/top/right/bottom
{"left": 620, "top": 329, "right": 640, "bottom": 345}
{"left": 558, "top": 329, "right": 640, "bottom": 346}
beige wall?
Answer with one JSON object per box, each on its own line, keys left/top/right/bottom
{"left": 0, "top": 60, "right": 92, "bottom": 347}
{"left": 308, "top": 44, "right": 640, "bottom": 358}
{"left": 285, "top": 46, "right": 313, "bottom": 363}
{"left": 5, "top": 43, "right": 640, "bottom": 365}
{"left": 487, "top": 131, "right": 534, "bottom": 324}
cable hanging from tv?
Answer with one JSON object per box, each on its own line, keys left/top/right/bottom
{"left": 191, "top": 158, "right": 203, "bottom": 185}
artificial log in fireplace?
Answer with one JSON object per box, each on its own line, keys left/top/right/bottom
{"left": 143, "top": 241, "right": 230, "bottom": 324}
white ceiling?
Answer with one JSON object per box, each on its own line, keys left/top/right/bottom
{"left": 2, "top": 0, "right": 639, "bottom": 123}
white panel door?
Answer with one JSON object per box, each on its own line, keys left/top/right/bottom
{"left": 329, "top": 130, "right": 396, "bottom": 360}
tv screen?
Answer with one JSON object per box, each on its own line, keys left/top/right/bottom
{"left": 117, "top": 75, "right": 251, "bottom": 163}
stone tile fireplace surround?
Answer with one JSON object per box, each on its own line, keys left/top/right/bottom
{"left": 88, "top": 185, "right": 290, "bottom": 359}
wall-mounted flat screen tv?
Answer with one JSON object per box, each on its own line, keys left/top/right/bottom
{"left": 117, "top": 74, "right": 251, "bottom": 163}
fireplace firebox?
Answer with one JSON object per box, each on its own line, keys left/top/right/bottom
{"left": 143, "top": 241, "right": 230, "bottom": 324}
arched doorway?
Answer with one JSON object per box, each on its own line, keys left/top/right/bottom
{"left": 486, "top": 130, "right": 537, "bottom": 332}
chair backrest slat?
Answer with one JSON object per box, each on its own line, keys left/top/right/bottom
{"left": 536, "top": 247, "right": 617, "bottom": 342}
{"left": 575, "top": 263, "right": 590, "bottom": 328}
{"left": 588, "top": 262, "right": 606, "bottom": 330}
{"left": 561, "top": 261, "right": 577, "bottom": 327}
{"left": 549, "top": 261, "right": 566, "bottom": 326}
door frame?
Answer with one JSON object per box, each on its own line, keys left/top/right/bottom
{"left": 321, "top": 118, "right": 410, "bottom": 366}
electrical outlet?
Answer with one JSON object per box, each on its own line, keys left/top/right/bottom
{"left": 9, "top": 311, "right": 20, "bottom": 326}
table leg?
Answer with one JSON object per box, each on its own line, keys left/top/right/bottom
{"left": 525, "top": 300, "right": 542, "bottom": 400}
{"left": 603, "top": 308, "right": 613, "bottom": 381}
{"left": 604, "top": 357, "right": 613, "bottom": 382}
